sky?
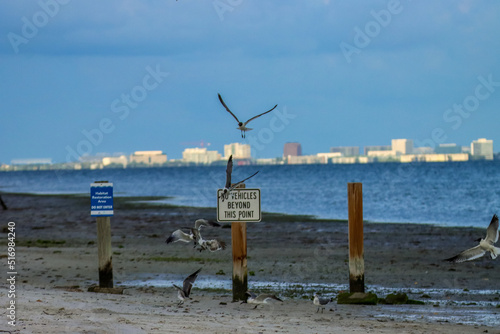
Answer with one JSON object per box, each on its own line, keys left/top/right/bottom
{"left": 1, "top": 0, "right": 499, "bottom": 163}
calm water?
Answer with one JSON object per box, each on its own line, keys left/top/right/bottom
{"left": 1, "top": 161, "right": 499, "bottom": 227}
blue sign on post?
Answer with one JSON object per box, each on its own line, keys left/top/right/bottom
{"left": 90, "top": 182, "right": 114, "bottom": 217}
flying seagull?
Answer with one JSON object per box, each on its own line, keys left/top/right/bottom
{"left": 313, "top": 294, "right": 334, "bottom": 313}
{"left": 166, "top": 228, "right": 194, "bottom": 244}
{"left": 244, "top": 291, "right": 283, "bottom": 309}
{"left": 218, "top": 93, "right": 277, "bottom": 138}
{"left": 184, "top": 219, "right": 221, "bottom": 246}
{"left": 444, "top": 214, "right": 499, "bottom": 263}
{"left": 173, "top": 268, "right": 202, "bottom": 306}
{"left": 166, "top": 219, "right": 220, "bottom": 246}
{"left": 219, "top": 155, "right": 259, "bottom": 202}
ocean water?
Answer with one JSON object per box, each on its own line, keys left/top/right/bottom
{"left": 1, "top": 160, "right": 499, "bottom": 227}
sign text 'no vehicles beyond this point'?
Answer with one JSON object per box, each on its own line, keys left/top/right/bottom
{"left": 217, "top": 188, "right": 261, "bottom": 222}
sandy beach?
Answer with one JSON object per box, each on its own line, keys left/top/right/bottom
{"left": 1, "top": 192, "right": 499, "bottom": 333}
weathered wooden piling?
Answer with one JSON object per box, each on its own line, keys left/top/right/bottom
{"left": 231, "top": 183, "right": 247, "bottom": 301}
{"left": 348, "top": 182, "right": 364, "bottom": 293}
{"left": 96, "top": 216, "right": 113, "bottom": 288}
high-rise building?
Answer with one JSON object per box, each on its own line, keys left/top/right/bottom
{"left": 392, "top": 139, "right": 413, "bottom": 155}
{"left": 224, "top": 143, "right": 251, "bottom": 159}
{"left": 471, "top": 138, "right": 493, "bottom": 160}
{"left": 283, "top": 142, "right": 302, "bottom": 157}
{"left": 330, "top": 146, "right": 359, "bottom": 156}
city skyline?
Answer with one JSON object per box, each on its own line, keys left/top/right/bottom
{"left": 2, "top": 137, "right": 495, "bottom": 171}
{"left": 1, "top": 2, "right": 500, "bottom": 163}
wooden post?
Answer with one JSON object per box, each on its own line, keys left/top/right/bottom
{"left": 0, "top": 195, "right": 7, "bottom": 210}
{"left": 231, "top": 183, "right": 247, "bottom": 301}
{"left": 97, "top": 216, "right": 113, "bottom": 288}
{"left": 348, "top": 183, "right": 364, "bottom": 293}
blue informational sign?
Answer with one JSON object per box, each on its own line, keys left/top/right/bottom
{"left": 90, "top": 182, "right": 114, "bottom": 217}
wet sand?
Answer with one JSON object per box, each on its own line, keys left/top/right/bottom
{"left": 0, "top": 192, "right": 499, "bottom": 333}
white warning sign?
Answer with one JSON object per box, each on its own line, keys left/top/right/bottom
{"left": 217, "top": 188, "right": 261, "bottom": 222}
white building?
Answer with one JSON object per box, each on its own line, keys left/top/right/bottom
{"left": 471, "top": 138, "right": 493, "bottom": 160}
{"left": 102, "top": 155, "right": 128, "bottom": 167}
{"left": 182, "top": 148, "right": 221, "bottom": 164}
{"left": 287, "top": 155, "right": 324, "bottom": 165}
{"left": 224, "top": 143, "right": 251, "bottom": 159}
{"left": 129, "top": 151, "right": 167, "bottom": 165}
{"left": 392, "top": 139, "right": 413, "bottom": 155}
{"left": 317, "top": 152, "right": 342, "bottom": 163}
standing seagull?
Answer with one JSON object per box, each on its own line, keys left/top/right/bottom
{"left": 313, "top": 294, "right": 334, "bottom": 313}
{"left": 244, "top": 291, "right": 283, "bottom": 309}
{"left": 444, "top": 214, "right": 499, "bottom": 263}
{"left": 218, "top": 93, "right": 277, "bottom": 138}
{"left": 173, "top": 268, "right": 202, "bottom": 306}
{"left": 219, "top": 155, "right": 259, "bottom": 202}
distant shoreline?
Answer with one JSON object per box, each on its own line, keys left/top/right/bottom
{"left": 1, "top": 156, "right": 499, "bottom": 172}
{"left": 0, "top": 191, "right": 484, "bottom": 230}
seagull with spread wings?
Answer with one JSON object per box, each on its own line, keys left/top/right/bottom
{"left": 444, "top": 214, "right": 499, "bottom": 263}
{"left": 173, "top": 268, "right": 202, "bottom": 306}
{"left": 166, "top": 219, "right": 223, "bottom": 253}
{"left": 219, "top": 155, "right": 259, "bottom": 202}
{"left": 243, "top": 291, "right": 283, "bottom": 309}
{"left": 218, "top": 93, "right": 277, "bottom": 138}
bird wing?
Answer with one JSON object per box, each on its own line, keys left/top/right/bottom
{"left": 318, "top": 297, "right": 331, "bottom": 305}
{"left": 173, "top": 284, "right": 183, "bottom": 292}
{"left": 194, "top": 219, "right": 221, "bottom": 230}
{"left": 485, "top": 214, "right": 499, "bottom": 244}
{"left": 190, "top": 228, "right": 202, "bottom": 243}
{"left": 183, "top": 268, "right": 202, "bottom": 297}
{"left": 243, "top": 104, "right": 277, "bottom": 126}
{"left": 230, "top": 170, "right": 259, "bottom": 190}
{"left": 166, "top": 229, "right": 193, "bottom": 244}
{"left": 444, "top": 244, "right": 486, "bottom": 263}
{"left": 218, "top": 94, "right": 240, "bottom": 123}
{"left": 259, "top": 294, "right": 283, "bottom": 302}
{"left": 225, "top": 155, "right": 233, "bottom": 189}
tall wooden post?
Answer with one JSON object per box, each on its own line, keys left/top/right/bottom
{"left": 231, "top": 183, "right": 247, "bottom": 301}
{"left": 97, "top": 216, "right": 113, "bottom": 288}
{"left": 348, "top": 183, "right": 364, "bottom": 293}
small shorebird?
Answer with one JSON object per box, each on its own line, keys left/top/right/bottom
{"left": 218, "top": 93, "right": 277, "bottom": 138}
{"left": 444, "top": 214, "right": 499, "bottom": 263}
{"left": 173, "top": 268, "right": 202, "bottom": 306}
{"left": 313, "top": 294, "right": 334, "bottom": 313}
{"left": 219, "top": 155, "right": 259, "bottom": 202}
{"left": 244, "top": 291, "right": 283, "bottom": 309}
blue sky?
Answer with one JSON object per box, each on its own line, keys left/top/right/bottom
{"left": 1, "top": 0, "right": 499, "bottom": 163}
